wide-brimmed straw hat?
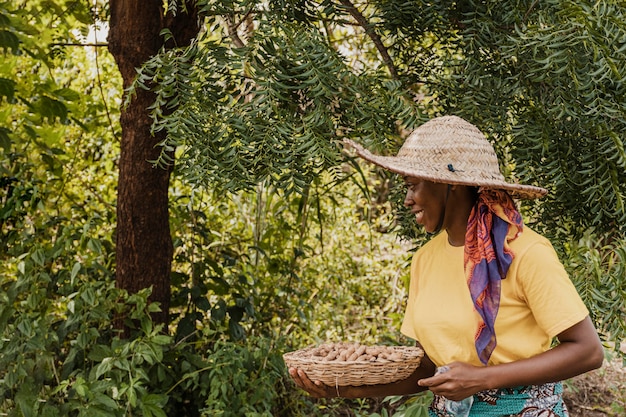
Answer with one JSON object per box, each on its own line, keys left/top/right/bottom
{"left": 344, "top": 115, "right": 547, "bottom": 199}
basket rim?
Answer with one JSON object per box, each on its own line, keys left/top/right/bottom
{"left": 283, "top": 344, "right": 425, "bottom": 387}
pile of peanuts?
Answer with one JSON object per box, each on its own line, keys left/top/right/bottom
{"left": 308, "top": 342, "right": 405, "bottom": 362}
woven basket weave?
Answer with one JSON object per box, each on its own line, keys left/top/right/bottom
{"left": 283, "top": 344, "right": 424, "bottom": 387}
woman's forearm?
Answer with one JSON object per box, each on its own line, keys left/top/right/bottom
{"left": 418, "top": 316, "right": 604, "bottom": 401}
{"left": 482, "top": 316, "right": 604, "bottom": 390}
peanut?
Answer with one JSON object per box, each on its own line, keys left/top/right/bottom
{"left": 307, "top": 343, "right": 415, "bottom": 363}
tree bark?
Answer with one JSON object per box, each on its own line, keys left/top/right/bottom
{"left": 108, "top": 0, "right": 198, "bottom": 329}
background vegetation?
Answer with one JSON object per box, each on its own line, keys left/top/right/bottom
{"left": 0, "top": 0, "right": 624, "bottom": 416}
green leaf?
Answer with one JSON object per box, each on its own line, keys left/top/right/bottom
{"left": 152, "top": 334, "right": 171, "bottom": 345}
{"left": 195, "top": 296, "right": 211, "bottom": 311}
{"left": 70, "top": 262, "right": 81, "bottom": 281}
{"left": 0, "top": 30, "right": 19, "bottom": 52}
{"left": 95, "top": 357, "right": 114, "bottom": 379}
{"left": 32, "top": 95, "right": 68, "bottom": 121}
{"left": 80, "top": 405, "right": 117, "bottom": 417}
{"left": 15, "top": 382, "right": 37, "bottom": 417}
{"left": 92, "top": 392, "right": 118, "bottom": 410}
{"left": 0, "top": 77, "right": 15, "bottom": 100}
{"left": 0, "top": 127, "right": 10, "bottom": 151}
{"left": 31, "top": 248, "right": 45, "bottom": 266}
{"left": 74, "top": 377, "right": 88, "bottom": 397}
{"left": 141, "top": 403, "right": 168, "bottom": 417}
{"left": 53, "top": 88, "right": 80, "bottom": 102}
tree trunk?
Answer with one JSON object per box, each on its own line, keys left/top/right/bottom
{"left": 108, "top": 0, "right": 198, "bottom": 329}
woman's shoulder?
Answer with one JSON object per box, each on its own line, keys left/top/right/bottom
{"left": 413, "top": 232, "right": 460, "bottom": 265}
{"left": 511, "top": 226, "right": 553, "bottom": 250}
{"left": 419, "top": 231, "right": 451, "bottom": 251}
{"left": 510, "top": 226, "right": 563, "bottom": 266}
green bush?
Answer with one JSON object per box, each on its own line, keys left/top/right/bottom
{"left": 0, "top": 164, "right": 422, "bottom": 416}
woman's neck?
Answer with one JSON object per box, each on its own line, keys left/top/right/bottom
{"left": 445, "top": 187, "right": 478, "bottom": 247}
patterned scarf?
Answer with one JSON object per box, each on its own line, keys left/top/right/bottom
{"left": 465, "top": 189, "right": 523, "bottom": 365}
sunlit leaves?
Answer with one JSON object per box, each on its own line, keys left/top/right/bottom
{"left": 0, "top": 2, "right": 124, "bottom": 412}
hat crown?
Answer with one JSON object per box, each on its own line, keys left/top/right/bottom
{"left": 397, "top": 115, "right": 505, "bottom": 182}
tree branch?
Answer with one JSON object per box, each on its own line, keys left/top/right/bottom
{"left": 337, "top": 0, "right": 398, "bottom": 78}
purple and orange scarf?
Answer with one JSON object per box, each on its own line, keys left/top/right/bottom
{"left": 465, "top": 190, "right": 523, "bottom": 365}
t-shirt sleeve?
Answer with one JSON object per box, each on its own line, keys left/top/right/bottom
{"left": 515, "top": 239, "right": 589, "bottom": 338}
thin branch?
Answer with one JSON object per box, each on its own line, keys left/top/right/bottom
{"left": 337, "top": 0, "right": 398, "bottom": 78}
{"left": 523, "top": 0, "right": 540, "bottom": 23}
{"left": 225, "top": 9, "right": 254, "bottom": 48}
{"left": 50, "top": 42, "right": 109, "bottom": 47}
{"left": 225, "top": 14, "right": 245, "bottom": 48}
{"left": 92, "top": 25, "right": 120, "bottom": 144}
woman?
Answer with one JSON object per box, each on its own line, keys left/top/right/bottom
{"left": 288, "top": 115, "right": 604, "bottom": 416}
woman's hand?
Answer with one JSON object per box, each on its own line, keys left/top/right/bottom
{"left": 288, "top": 367, "right": 338, "bottom": 398}
{"left": 287, "top": 367, "right": 383, "bottom": 398}
{"left": 417, "top": 362, "right": 484, "bottom": 401}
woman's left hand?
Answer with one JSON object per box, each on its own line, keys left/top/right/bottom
{"left": 417, "top": 361, "right": 484, "bottom": 401}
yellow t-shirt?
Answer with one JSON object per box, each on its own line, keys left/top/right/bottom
{"left": 400, "top": 227, "right": 589, "bottom": 367}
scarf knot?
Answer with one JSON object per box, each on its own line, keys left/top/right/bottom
{"left": 465, "top": 190, "right": 523, "bottom": 365}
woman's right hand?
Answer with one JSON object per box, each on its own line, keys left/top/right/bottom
{"left": 288, "top": 367, "right": 338, "bottom": 398}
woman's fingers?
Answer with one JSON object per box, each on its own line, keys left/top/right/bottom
{"left": 418, "top": 362, "right": 483, "bottom": 401}
{"left": 289, "top": 367, "right": 333, "bottom": 398}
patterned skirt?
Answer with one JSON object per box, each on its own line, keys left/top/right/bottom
{"left": 428, "top": 382, "right": 570, "bottom": 417}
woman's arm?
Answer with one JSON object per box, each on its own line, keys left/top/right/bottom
{"left": 288, "top": 343, "right": 437, "bottom": 399}
{"left": 418, "top": 316, "right": 604, "bottom": 401}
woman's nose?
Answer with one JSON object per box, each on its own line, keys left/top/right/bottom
{"left": 403, "top": 190, "right": 413, "bottom": 207}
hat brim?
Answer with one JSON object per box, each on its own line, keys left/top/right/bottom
{"left": 344, "top": 139, "right": 548, "bottom": 200}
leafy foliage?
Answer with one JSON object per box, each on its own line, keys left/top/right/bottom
{"left": 131, "top": 8, "right": 423, "bottom": 194}
{"left": 1, "top": 0, "right": 625, "bottom": 416}
{"left": 0, "top": 6, "right": 416, "bottom": 413}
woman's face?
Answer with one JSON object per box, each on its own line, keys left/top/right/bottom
{"left": 403, "top": 176, "right": 449, "bottom": 234}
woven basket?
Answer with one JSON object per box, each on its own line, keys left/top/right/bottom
{"left": 283, "top": 344, "right": 424, "bottom": 387}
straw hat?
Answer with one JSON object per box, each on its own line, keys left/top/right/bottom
{"left": 343, "top": 115, "right": 547, "bottom": 199}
